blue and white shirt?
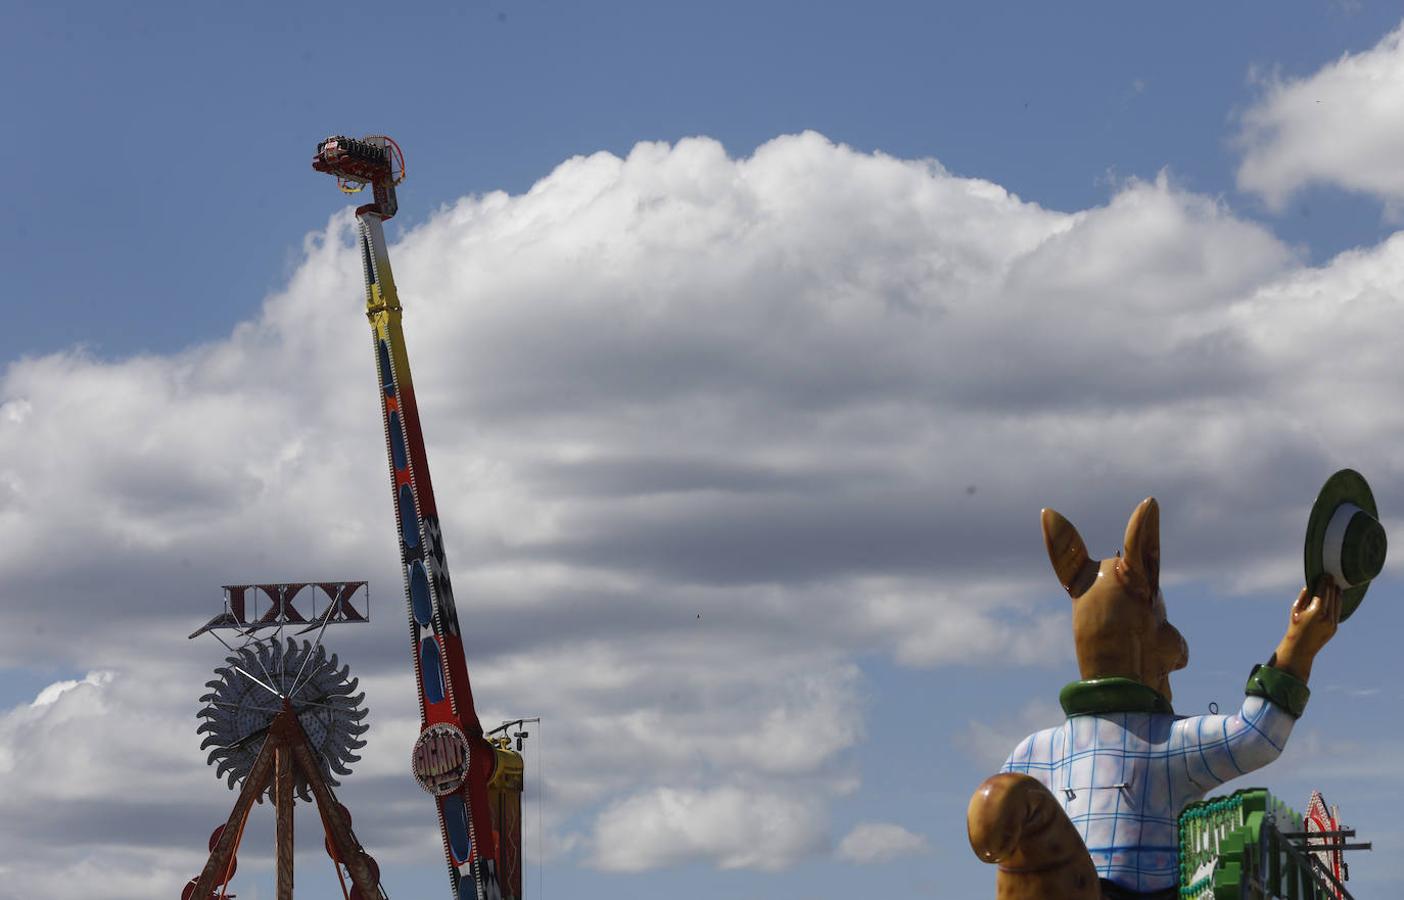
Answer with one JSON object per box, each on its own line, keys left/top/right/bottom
{"left": 1000, "top": 686, "right": 1296, "bottom": 894}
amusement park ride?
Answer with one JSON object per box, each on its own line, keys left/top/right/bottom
{"left": 183, "top": 137, "right": 526, "bottom": 900}
{"left": 186, "top": 582, "right": 385, "bottom": 900}
{"left": 313, "top": 133, "right": 527, "bottom": 900}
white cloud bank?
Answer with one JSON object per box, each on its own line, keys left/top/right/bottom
{"left": 1, "top": 123, "right": 1403, "bottom": 896}
{"left": 1238, "top": 21, "right": 1404, "bottom": 210}
{"left": 0, "top": 669, "right": 214, "bottom": 900}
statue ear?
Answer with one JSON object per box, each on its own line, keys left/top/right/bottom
{"left": 1042, "top": 508, "right": 1098, "bottom": 598}
{"left": 1121, "top": 497, "right": 1161, "bottom": 597}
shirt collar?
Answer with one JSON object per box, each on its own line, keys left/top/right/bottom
{"left": 1059, "top": 677, "right": 1175, "bottom": 717}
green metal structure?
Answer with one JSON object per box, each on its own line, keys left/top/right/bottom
{"left": 1178, "top": 789, "right": 1364, "bottom": 899}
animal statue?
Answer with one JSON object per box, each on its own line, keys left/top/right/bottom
{"left": 967, "top": 497, "right": 1343, "bottom": 900}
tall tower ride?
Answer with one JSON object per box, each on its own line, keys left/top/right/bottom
{"left": 313, "top": 136, "right": 522, "bottom": 900}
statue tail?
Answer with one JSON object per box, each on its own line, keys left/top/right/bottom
{"left": 967, "top": 773, "right": 1101, "bottom": 900}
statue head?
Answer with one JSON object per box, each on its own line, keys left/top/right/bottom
{"left": 1041, "top": 497, "right": 1188, "bottom": 702}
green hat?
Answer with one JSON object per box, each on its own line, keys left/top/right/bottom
{"left": 1303, "top": 469, "right": 1387, "bottom": 622}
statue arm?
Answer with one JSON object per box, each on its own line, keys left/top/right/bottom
{"left": 1173, "top": 694, "right": 1296, "bottom": 790}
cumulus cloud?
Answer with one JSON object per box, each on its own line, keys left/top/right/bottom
{"left": 835, "top": 821, "right": 930, "bottom": 864}
{"left": 1237, "top": 22, "right": 1404, "bottom": 210}
{"left": 0, "top": 669, "right": 215, "bottom": 900}
{"left": 1, "top": 130, "right": 1403, "bottom": 895}
{"left": 589, "top": 786, "right": 828, "bottom": 872}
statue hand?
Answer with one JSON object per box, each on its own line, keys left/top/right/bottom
{"left": 1273, "top": 576, "right": 1342, "bottom": 683}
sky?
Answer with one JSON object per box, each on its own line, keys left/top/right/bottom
{"left": 3, "top": 2, "right": 1404, "bottom": 898}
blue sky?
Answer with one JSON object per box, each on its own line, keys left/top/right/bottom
{"left": 5, "top": 1, "right": 1401, "bottom": 364}
{"left": 4, "top": 3, "right": 1404, "bottom": 899}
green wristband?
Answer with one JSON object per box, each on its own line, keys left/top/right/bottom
{"left": 1244, "top": 663, "right": 1311, "bottom": 719}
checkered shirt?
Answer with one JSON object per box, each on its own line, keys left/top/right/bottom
{"left": 1000, "top": 694, "right": 1296, "bottom": 893}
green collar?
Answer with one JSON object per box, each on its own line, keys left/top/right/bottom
{"left": 1059, "top": 677, "right": 1175, "bottom": 717}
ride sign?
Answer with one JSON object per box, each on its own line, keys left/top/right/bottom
{"left": 412, "top": 723, "right": 471, "bottom": 796}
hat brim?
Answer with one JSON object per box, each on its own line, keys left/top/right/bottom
{"left": 1303, "top": 468, "right": 1379, "bottom": 622}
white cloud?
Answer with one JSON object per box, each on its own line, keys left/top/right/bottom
{"left": 30, "top": 670, "right": 113, "bottom": 707}
{"left": 835, "top": 821, "right": 930, "bottom": 864}
{"left": 1, "top": 130, "right": 1403, "bottom": 892}
{"left": 589, "top": 786, "right": 828, "bottom": 872}
{"left": 0, "top": 666, "right": 213, "bottom": 899}
{"left": 1237, "top": 22, "right": 1404, "bottom": 210}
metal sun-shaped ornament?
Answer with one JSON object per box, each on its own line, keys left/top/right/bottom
{"left": 198, "top": 638, "right": 368, "bottom": 801}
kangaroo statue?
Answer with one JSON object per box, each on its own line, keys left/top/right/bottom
{"left": 967, "top": 497, "right": 1342, "bottom": 900}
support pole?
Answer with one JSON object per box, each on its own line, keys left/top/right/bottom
{"left": 291, "top": 717, "right": 384, "bottom": 898}
{"left": 276, "top": 743, "right": 295, "bottom": 900}
{"left": 191, "top": 729, "right": 278, "bottom": 897}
